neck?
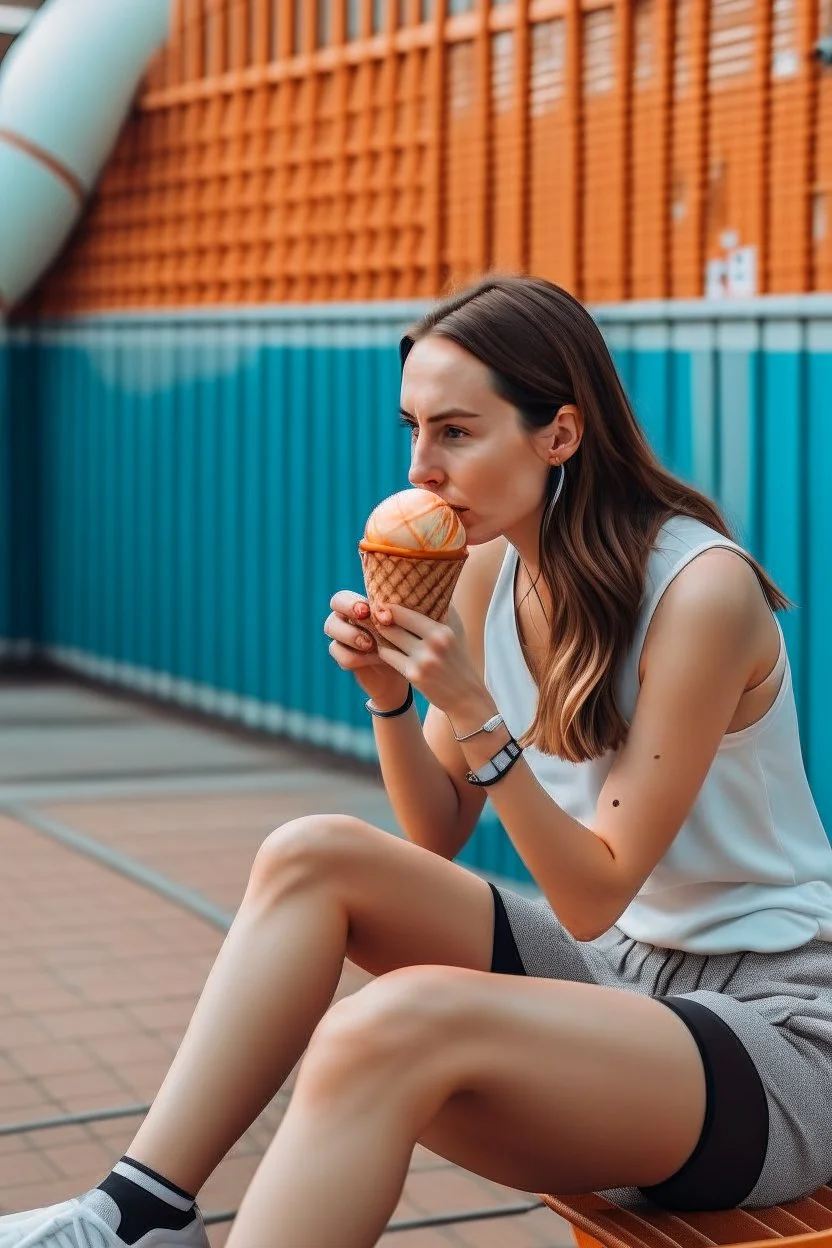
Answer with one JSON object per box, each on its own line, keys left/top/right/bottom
{"left": 504, "top": 506, "right": 545, "bottom": 581}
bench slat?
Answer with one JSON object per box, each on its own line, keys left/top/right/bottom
{"left": 541, "top": 1186, "right": 832, "bottom": 1248}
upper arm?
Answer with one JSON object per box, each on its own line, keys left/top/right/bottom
{"left": 594, "top": 549, "right": 771, "bottom": 910}
{"left": 422, "top": 539, "right": 507, "bottom": 849}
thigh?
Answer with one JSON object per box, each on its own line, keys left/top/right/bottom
{"left": 416, "top": 973, "right": 707, "bottom": 1196}
{"left": 259, "top": 814, "right": 497, "bottom": 977}
{"left": 344, "top": 822, "right": 495, "bottom": 976}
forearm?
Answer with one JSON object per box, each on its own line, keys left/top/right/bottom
{"left": 451, "top": 695, "right": 624, "bottom": 939}
{"left": 483, "top": 763, "right": 622, "bottom": 938}
{"left": 371, "top": 703, "right": 465, "bottom": 857}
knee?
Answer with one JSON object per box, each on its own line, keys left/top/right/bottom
{"left": 246, "top": 813, "right": 370, "bottom": 906}
{"left": 298, "top": 966, "right": 474, "bottom": 1101}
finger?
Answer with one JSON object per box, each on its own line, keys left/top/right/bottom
{"left": 374, "top": 619, "right": 417, "bottom": 653}
{"left": 352, "top": 618, "right": 382, "bottom": 647}
{"left": 328, "top": 639, "right": 380, "bottom": 670}
{"left": 377, "top": 602, "right": 434, "bottom": 635}
{"left": 325, "top": 614, "right": 376, "bottom": 652}
{"left": 330, "top": 590, "right": 371, "bottom": 620}
{"left": 374, "top": 640, "right": 410, "bottom": 679}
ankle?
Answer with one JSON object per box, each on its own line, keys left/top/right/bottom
{"left": 94, "top": 1156, "right": 197, "bottom": 1245}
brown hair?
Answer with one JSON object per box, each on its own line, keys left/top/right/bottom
{"left": 401, "top": 274, "right": 790, "bottom": 764}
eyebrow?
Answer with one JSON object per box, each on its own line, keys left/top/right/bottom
{"left": 398, "top": 406, "right": 483, "bottom": 424}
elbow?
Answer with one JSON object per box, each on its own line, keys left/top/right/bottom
{"left": 401, "top": 817, "right": 473, "bottom": 862}
{"left": 553, "top": 892, "right": 631, "bottom": 944}
{"left": 567, "top": 917, "right": 614, "bottom": 942}
{"left": 564, "top": 846, "right": 635, "bottom": 941}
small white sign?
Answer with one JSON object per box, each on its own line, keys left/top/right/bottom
{"left": 772, "top": 49, "right": 799, "bottom": 78}
{"left": 726, "top": 245, "right": 757, "bottom": 298}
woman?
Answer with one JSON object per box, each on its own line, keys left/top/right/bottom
{"left": 4, "top": 275, "right": 832, "bottom": 1248}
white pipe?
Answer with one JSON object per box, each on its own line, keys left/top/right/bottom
{"left": 0, "top": 0, "right": 170, "bottom": 312}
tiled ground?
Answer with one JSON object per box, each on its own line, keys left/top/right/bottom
{"left": 0, "top": 677, "right": 572, "bottom": 1247}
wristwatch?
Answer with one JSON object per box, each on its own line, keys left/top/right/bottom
{"left": 465, "top": 738, "right": 524, "bottom": 787}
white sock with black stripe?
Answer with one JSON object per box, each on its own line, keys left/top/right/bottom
{"left": 86, "top": 1155, "right": 197, "bottom": 1244}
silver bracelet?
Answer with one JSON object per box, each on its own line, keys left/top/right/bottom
{"left": 451, "top": 712, "right": 505, "bottom": 742}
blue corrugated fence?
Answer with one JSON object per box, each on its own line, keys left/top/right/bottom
{"left": 3, "top": 295, "right": 832, "bottom": 882}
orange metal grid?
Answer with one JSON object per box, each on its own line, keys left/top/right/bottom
{"left": 442, "top": 11, "right": 488, "bottom": 289}
{"left": 580, "top": 0, "right": 631, "bottom": 303}
{"left": 528, "top": 9, "right": 579, "bottom": 288}
{"left": 18, "top": 0, "right": 832, "bottom": 317}
{"left": 703, "top": 0, "right": 771, "bottom": 296}
{"left": 767, "top": 0, "right": 815, "bottom": 294}
{"left": 815, "top": 0, "right": 832, "bottom": 289}
{"left": 580, "top": 3, "right": 617, "bottom": 301}
{"left": 489, "top": 1, "right": 529, "bottom": 272}
{"left": 388, "top": 18, "right": 438, "bottom": 299}
{"left": 629, "top": 0, "right": 672, "bottom": 298}
{"left": 668, "top": 0, "right": 708, "bottom": 297}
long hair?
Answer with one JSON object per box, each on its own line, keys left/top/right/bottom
{"left": 400, "top": 275, "right": 790, "bottom": 763}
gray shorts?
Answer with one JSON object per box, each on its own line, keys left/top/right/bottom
{"left": 494, "top": 884, "right": 832, "bottom": 1210}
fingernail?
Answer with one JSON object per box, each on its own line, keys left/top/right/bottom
{"left": 355, "top": 604, "right": 369, "bottom": 618}
{"left": 356, "top": 634, "right": 371, "bottom": 648}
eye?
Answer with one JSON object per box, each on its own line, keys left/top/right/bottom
{"left": 397, "top": 418, "right": 469, "bottom": 441}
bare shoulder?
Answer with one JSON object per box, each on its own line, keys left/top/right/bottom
{"left": 643, "top": 546, "right": 778, "bottom": 685}
{"left": 661, "top": 546, "right": 770, "bottom": 622}
{"left": 451, "top": 537, "right": 508, "bottom": 672}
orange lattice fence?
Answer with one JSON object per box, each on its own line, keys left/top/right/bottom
{"left": 22, "top": 0, "right": 832, "bottom": 316}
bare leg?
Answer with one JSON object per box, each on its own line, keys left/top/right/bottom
{"left": 224, "top": 967, "right": 706, "bottom": 1248}
{"left": 125, "top": 815, "right": 493, "bottom": 1194}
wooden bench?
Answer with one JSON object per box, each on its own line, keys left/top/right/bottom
{"left": 541, "top": 1186, "right": 832, "bottom": 1248}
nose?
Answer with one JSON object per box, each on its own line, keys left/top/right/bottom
{"left": 407, "top": 442, "right": 445, "bottom": 491}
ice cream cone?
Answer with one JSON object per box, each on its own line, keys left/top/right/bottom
{"left": 360, "top": 547, "right": 466, "bottom": 618}
{"left": 357, "top": 488, "right": 469, "bottom": 649}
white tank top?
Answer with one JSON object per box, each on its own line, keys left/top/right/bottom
{"left": 483, "top": 514, "right": 832, "bottom": 953}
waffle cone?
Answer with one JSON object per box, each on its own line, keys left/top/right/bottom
{"left": 358, "top": 547, "right": 467, "bottom": 648}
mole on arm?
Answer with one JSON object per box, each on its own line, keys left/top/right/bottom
{"left": 612, "top": 799, "right": 620, "bottom": 807}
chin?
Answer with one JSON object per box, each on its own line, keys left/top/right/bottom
{"left": 466, "top": 524, "right": 501, "bottom": 547}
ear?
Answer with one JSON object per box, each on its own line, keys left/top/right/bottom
{"left": 534, "top": 403, "right": 583, "bottom": 467}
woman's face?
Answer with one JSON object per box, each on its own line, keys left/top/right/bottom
{"left": 400, "top": 336, "right": 561, "bottom": 547}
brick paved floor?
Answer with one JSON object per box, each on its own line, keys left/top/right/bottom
{"left": 0, "top": 677, "right": 573, "bottom": 1248}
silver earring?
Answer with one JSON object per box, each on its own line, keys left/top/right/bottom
{"left": 542, "top": 461, "right": 566, "bottom": 531}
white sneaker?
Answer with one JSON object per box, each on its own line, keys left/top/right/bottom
{"left": 0, "top": 1203, "right": 80, "bottom": 1248}
{"left": 0, "top": 1194, "right": 210, "bottom": 1248}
